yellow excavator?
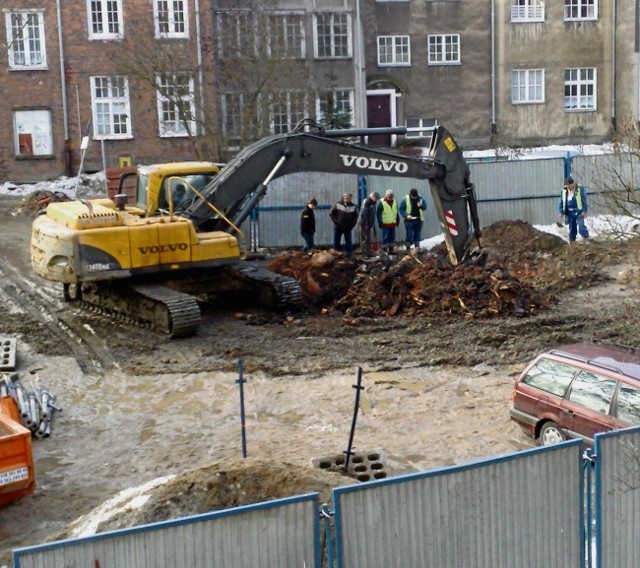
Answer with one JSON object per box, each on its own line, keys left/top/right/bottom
{"left": 31, "top": 119, "right": 482, "bottom": 337}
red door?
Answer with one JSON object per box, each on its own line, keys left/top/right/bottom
{"left": 367, "top": 94, "right": 391, "bottom": 147}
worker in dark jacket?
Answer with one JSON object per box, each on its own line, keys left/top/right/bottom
{"left": 399, "top": 188, "right": 427, "bottom": 249}
{"left": 558, "top": 176, "right": 589, "bottom": 242}
{"left": 359, "top": 191, "right": 381, "bottom": 257}
{"left": 300, "top": 198, "right": 317, "bottom": 252}
{"left": 330, "top": 192, "right": 358, "bottom": 257}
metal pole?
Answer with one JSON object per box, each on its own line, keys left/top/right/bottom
{"left": 237, "top": 358, "right": 247, "bottom": 458}
{"left": 343, "top": 367, "right": 364, "bottom": 472}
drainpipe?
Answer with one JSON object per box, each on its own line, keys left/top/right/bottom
{"left": 490, "top": 0, "right": 497, "bottom": 134}
{"left": 57, "top": 0, "right": 72, "bottom": 175}
{"left": 611, "top": 0, "right": 617, "bottom": 131}
{"left": 195, "top": 0, "right": 206, "bottom": 136}
{"left": 354, "top": 0, "right": 367, "bottom": 129}
{"left": 56, "top": 0, "right": 69, "bottom": 140}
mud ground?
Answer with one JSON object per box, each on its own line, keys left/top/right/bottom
{"left": 1, "top": 196, "right": 639, "bottom": 565}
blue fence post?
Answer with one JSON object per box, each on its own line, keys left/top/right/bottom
{"left": 565, "top": 151, "right": 572, "bottom": 182}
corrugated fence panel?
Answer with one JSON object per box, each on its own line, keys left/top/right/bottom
{"left": 333, "top": 442, "right": 583, "bottom": 568}
{"left": 595, "top": 426, "right": 640, "bottom": 568}
{"left": 234, "top": 152, "right": 640, "bottom": 248}
{"left": 13, "top": 493, "right": 320, "bottom": 568}
{"left": 469, "top": 158, "right": 566, "bottom": 227}
{"left": 262, "top": 172, "right": 360, "bottom": 247}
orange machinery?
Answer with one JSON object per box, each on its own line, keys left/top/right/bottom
{"left": 0, "top": 395, "right": 35, "bottom": 506}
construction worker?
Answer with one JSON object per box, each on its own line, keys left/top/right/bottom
{"left": 359, "top": 191, "right": 381, "bottom": 257}
{"left": 330, "top": 192, "right": 359, "bottom": 257}
{"left": 558, "top": 176, "right": 589, "bottom": 242}
{"left": 376, "top": 189, "right": 400, "bottom": 254}
{"left": 300, "top": 198, "right": 318, "bottom": 252}
{"left": 399, "top": 188, "right": 427, "bottom": 249}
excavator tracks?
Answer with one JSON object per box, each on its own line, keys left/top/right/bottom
{"left": 68, "top": 282, "right": 201, "bottom": 338}
{"left": 232, "top": 264, "right": 304, "bottom": 310}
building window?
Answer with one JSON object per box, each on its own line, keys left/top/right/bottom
{"left": 156, "top": 73, "right": 196, "bottom": 137}
{"left": 564, "top": 68, "right": 596, "bottom": 111}
{"left": 222, "top": 93, "right": 260, "bottom": 145}
{"left": 13, "top": 110, "right": 53, "bottom": 156}
{"left": 427, "top": 34, "right": 460, "bottom": 65}
{"left": 406, "top": 118, "right": 438, "bottom": 138}
{"left": 154, "top": 0, "right": 188, "bottom": 38}
{"left": 317, "top": 90, "right": 353, "bottom": 128}
{"left": 314, "top": 13, "right": 352, "bottom": 59}
{"left": 511, "top": 0, "right": 545, "bottom": 22}
{"left": 270, "top": 92, "right": 306, "bottom": 134}
{"left": 91, "top": 76, "right": 132, "bottom": 139}
{"left": 564, "top": 0, "right": 597, "bottom": 21}
{"left": 377, "top": 36, "right": 410, "bottom": 67}
{"left": 267, "top": 12, "right": 305, "bottom": 58}
{"left": 511, "top": 69, "right": 545, "bottom": 104}
{"left": 87, "top": 0, "right": 123, "bottom": 39}
{"left": 5, "top": 11, "right": 47, "bottom": 69}
{"left": 216, "top": 11, "right": 255, "bottom": 59}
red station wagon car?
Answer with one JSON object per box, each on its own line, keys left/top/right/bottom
{"left": 510, "top": 342, "right": 640, "bottom": 445}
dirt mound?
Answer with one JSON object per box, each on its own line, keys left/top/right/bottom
{"left": 267, "top": 221, "right": 567, "bottom": 318}
{"left": 64, "top": 459, "right": 353, "bottom": 536}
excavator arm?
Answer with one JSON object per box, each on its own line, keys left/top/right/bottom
{"left": 182, "top": 120, "right": 481, "bottom": 265}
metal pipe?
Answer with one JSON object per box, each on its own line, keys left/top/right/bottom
{"left": 344, "top": 367, "right": 364, "bottom": 472}
{"left": 321, "top": 126, "right": 407, "bottom": 138}
{"left": 611, "top": 0, "right": 617, "bottom": 129}
{"left": 28, "top": 393, "right": 41, "bottom": 432}
{"left": 14, "top": 384, "right": 29, "bottom": 422}
{"left": 236, "top": 358, "right": 247, "bottom": 458}
{"left": 490, "top": 0, "right": 496, "bottom": 130}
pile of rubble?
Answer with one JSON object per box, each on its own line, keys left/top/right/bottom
{"left": 267, "top": 221, "right": 575, "bottom": 320}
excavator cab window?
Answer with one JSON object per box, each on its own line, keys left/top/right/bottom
{"left": 136, "top": 173, "right": 150, "bottom": 210}
{"left": 158, "top": 173, "right": 217, "bottom": 212}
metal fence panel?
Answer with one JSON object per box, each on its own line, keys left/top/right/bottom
{"left": 333, "top": 442, "right": 584, "bottom": 568}
{"left": 240, "top": 152, "right": 640, "bottom": 248}
{"left": 595, "top": 426, "right": 640, "bottom": 568}
{"left": 13, "top": 494, "right": 321, "bottom": 568}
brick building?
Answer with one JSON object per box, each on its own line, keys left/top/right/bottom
{"left": 1, "top": 0, "right": 639, "bottom": 183}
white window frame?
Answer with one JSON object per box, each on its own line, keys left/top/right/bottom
{"left": 564, "top": 0, "right": 598, "bottom": 21}
{"left": 511, "top": 69, "right": 545, "bottom": 104}
{"left": 316, "top": 90, "right": 354, "bottom": 125}
{"left": 154, "top": 0, "right": 189, "bottom": 39}
{"left": 406, "top": 117, "right": 438, "bottom": 138}
{"left": 511, "top": 0, "right": 545, "bottom": 22}
{"left": 270, "top": 91, "right": 307, "bottom": 134}
{"left": 377, "top": 35, "right": 411, "bottom": 67}
{"left": 564, "top": 67, "right": 597, "bottom": 111}
{"left": 313, "top": 12, "right": 352, "bottom": 59}
{"left": 156, "top": 73, "right": 196, "bottom": 137}
{"left": 216, "top": 11, "right": 255, "bottom": 59}
{"left": 5, "top": 11, "right": 47, "bottom": 70}
{"left": 90, "top": 75, "right": 132, "bottom": 140}
{"left": 13, "top": 109, "right": 53, "bottom": 156}
{"left": 427, "top": 34, "right": 460, "bottom": 66}
{"left": 87, "top": 0, "right": 123, "bottom": 40}
{"left": 266, "top": 11, "right": 306, "bottom": 58}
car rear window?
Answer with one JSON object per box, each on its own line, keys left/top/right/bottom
{"left": 615, "top": 382, "right": 640, "bottom": 424}
{"left": 520, "top": 358, "right": 577, "bottom": 396}
{"left": 567, "top": 370, "right": 617, "bottom": 415}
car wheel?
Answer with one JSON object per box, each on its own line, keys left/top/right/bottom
{"left": 539, "top": 421, "right": 566, "bottom": 446}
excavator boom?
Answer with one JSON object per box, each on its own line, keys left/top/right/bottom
{"left": 182, "top": 121, "right": 480, "bottom": 264}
